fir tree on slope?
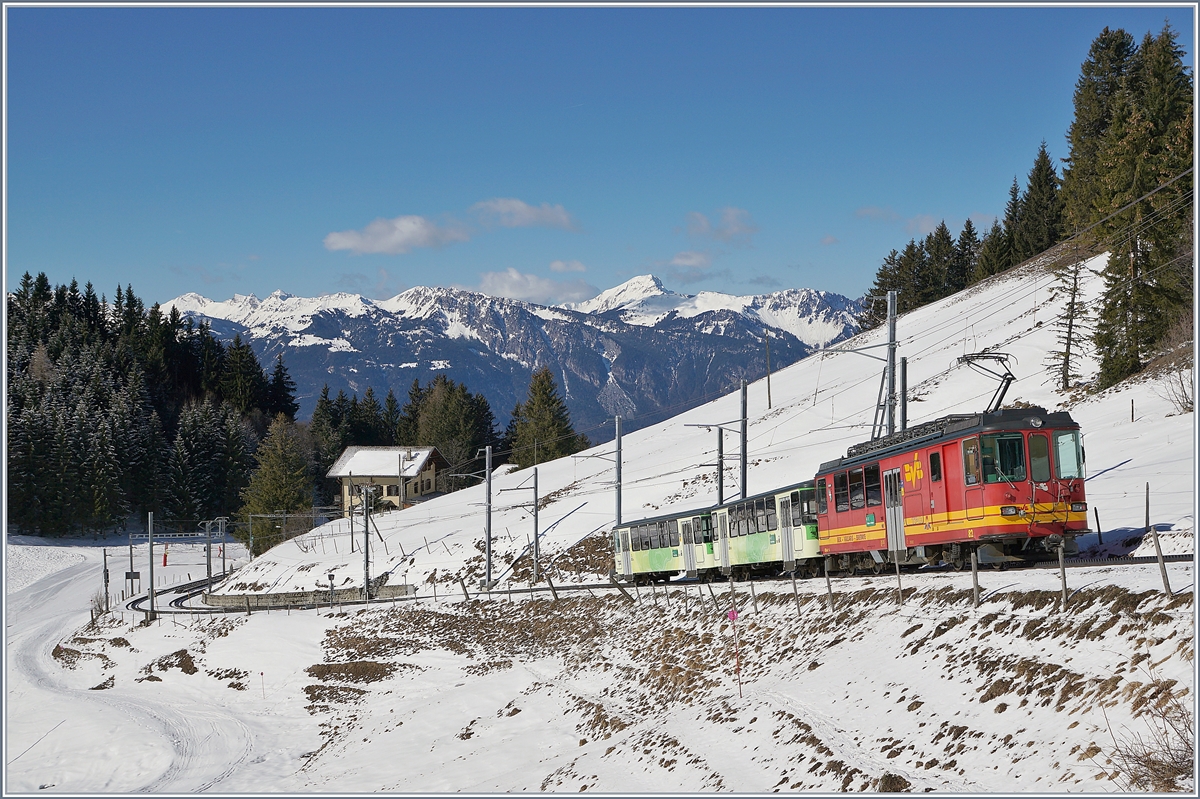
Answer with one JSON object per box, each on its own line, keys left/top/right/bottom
{"left": 509, "top": 367, "right": 590, "bottom": 469}
{"left": 238, "top": 415, "right": 314, "bottom": 556}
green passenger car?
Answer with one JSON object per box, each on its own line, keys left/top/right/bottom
{"left": 611, "top": 481, "right": 822, "bottom": 583}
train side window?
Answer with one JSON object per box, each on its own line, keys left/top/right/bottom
{"left": 737, "top": 504, "right": 747, "bottom": 536}
{"left": 755, "top": 498, "right": 768, "bottom": 533}
{"left": 766, "top": 495, "right": 778, "bottom": 530}
{"left": 669, "top": 519, "right": 680, "bottom": 547}
{"left": 963, "top": 438, "right": 981, "bottom": 486}
{"left": 650, "top": 524, "right": 661, "bottom": 549}
{"left": 848, "top": 468, "right": 866, "bottom": 510}
{"left": 702, "top": 516, "right": 714, "bottom": 543}
{"left": 816, "top": 478, "right": 828, "bottom": 515}
{"left": 929, "top": 452, "right": 942, "bottom": 482}
{"left": 682, "top": 521, "right": 692, "bottom": 545}
{"left": 864, "top": 464, "right": 882, "bottom": 506}
{"left": 790, "top": 491, "right": 802, "bottom": 525}
{"left": 630, "top": 531, "right": 639, "bottom": 551}
{"left": 834, "top": 472, "right": 850, "bottom": 512}
{"left": 1029, "top": 434, "right": 1050, "bottom": 482}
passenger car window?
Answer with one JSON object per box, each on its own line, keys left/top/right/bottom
{"left": 963, "top": 438, "right": 981, "bottom": 486}
{"left": 834, "top": 472, "right": 850, "bottom": 512}
{"left": 865, "top": 464, "right": 882, "bottom": 506}
{"left": 849, "top": 468, "right": 865, "bottom": 510}
{"left": 929, "top": 452, "right": 942, "bottom": 482}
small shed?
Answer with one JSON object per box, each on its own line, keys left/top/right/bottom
{"left": 326, "top": 446, "right": 450, "bottom": 511}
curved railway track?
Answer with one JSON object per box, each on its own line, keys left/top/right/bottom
{"left": 122, "top": 554, "right": 1193, "bottom": 615}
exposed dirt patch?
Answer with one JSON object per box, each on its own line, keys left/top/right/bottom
{"left": 305, "top": 661, "right": 396, "bottom": 684}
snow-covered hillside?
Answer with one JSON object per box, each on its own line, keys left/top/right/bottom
{"left": 6, "top": 253, "right": 1194, "bottom": 794}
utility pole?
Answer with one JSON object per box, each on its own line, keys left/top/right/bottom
{"left": 886, "top": 290, "right": 897, "bottom": 436}
{"left": 249, "top": 513, "right": 254, "bottom": 561}
{"left": 485, "top": 445, "right": 493, "bottom": 589}
{"left": 398, "top": 452, "right": 406, "bottom": 510}
{"left": 204, "top": 520, "right": 213, "bottom": 590}
{"left": 740, "top": 379, "right": 748, "bottom": 500}
{"left": 899, "top": 356, "right": 908, "bottom": 432}
{"left": 102, "top": 549, "right": 109, "bottom": 613}
{"left": 532, "top": 468, "right": 540, "bottom": 582}
{"left": 147, "top": 511, "right": 156, "bottom": 619}
{"left": 218, "top": 517, "right": 226, "bottom": 575}
{"left": 717, "top": 428, "right": 724, "bottom": 505}
{"left": 614, "top": 416, "right": 622, "bottom": 528}
{"left": 764, "top": 327, "right": 772, "bottom": 410}
{"left": 363, "top": 487, "right": 371, "bottom": 602}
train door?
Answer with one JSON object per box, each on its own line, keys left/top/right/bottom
{"left": 682, "top": 520, "right": 697, "bottom": 577}
{"left": 620, "top": 531, "right": 631, "bottom": 577}
{"left": 779, "top": 496, "right": 795, "bottom": 572}
{"left": 883, "top": 468, "right": 905, "bottom": 556}
{"left": 962, "top": 437, "right": 985, "bottom": 520}
{"left": 718, "top": 512, "right": 731, "bottom": 574}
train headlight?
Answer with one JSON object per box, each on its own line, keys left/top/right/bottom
{"left": 1071, "top": 502, "right": 1087, "bottom": 512}
{"left": 1000, "top": 505, "right": 1019, "bottom": 516}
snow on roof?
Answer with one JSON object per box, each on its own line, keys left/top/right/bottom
{"left": 326, "top": 446, "right": 438, "bottom": 479}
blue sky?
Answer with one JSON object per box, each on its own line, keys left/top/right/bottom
{"left": 5, "top": 5, "right": 1194, "bottom": 306}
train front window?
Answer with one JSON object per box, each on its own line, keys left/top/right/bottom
{"left": 982, "top": 433, "right": 1026, "bottom": 482}
{"left": 816, "top": 478, "right": 828, "bottom": 514}
{"left": 834, "top": 472, "right": 850, "bottom": 512}
{"left": 1054, "top": 430, "right": 1085, "bottom": 479}
{"left": 848, "top": 468, "right": 865, "bottom": 510}
{"left": 1029, "top": 434, "right": 1051, "bottom": 482}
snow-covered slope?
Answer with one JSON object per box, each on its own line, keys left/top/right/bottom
{"left": 7, "top": 254, "right": 1194, "bottom": 794}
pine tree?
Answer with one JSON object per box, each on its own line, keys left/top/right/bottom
{"left": 1061, "top": 27, "right": 1138, "bottom": 232}
{"left": 858, "top": 250, "right": 902, "bottom": 331}
{"left": 1014, "top": 142, "right": 1064, "bottom": 260}
{"left": 264, "top": 354, "right": 299, "bottom": 421}
{"left": 510, "top": 367, "right": 588, "bottom": 469}
{"left": 396, "top": 379, "right": 424, "bottom": 445}
{"left": 1001, "top": 178, "right": 1022, "bottom": 268}
{"left": 972, "top": 219, "right": 1007, "bottom": 284}
{"left": 894, "top": 240, "right": 929, "bottom": 313}
{"left": 382, "top": 389, "right": 401, "bottom": 447}
{"left": 1045, "top": 246, "right": 1093, "bottom": 391}
{"left": 923, "top": 222, "right": 957, "bottom": 302}
{"left": 238, "top": 415, "right": 314, "bottom": 555}
{"left": 949, "top": 219, "right": 980, "bottom": 293}
{"left": 219, "top": 335, "right": 268, "bottom": 415}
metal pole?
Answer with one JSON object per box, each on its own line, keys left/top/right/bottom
{"left": 399, "top": 453, "right": 406, "bottom": 510}
{"left": 971, "top": 547, "right": 980, "bottom": 609}
{"left": 532, "top": 467, "right": 540, "bottom": 583}
{"left": 740, "top": 379, "right": 748, "bottom": 500}
{"left": 614, "top": 417, "right": 622, "bottom": 528}
{"left": 886, "top": 290, "right": 897, "bottom": 436}
{"left": 1058, "top": 542, "right": 1068, "bottom": 612}
{"left": 1147, "top": 483, "right": 1171, "bottom": 595}
{"left": 102, "top": 549, "right": 109, "bottom": 613}
{"left": 219, "top": 517, "right": 226, "bottom": 575}
{"left": 824, "top": 556, "right": 835, "bottom": 612}
{"left": 205, "top": 521, "right": 213, "bottom": 590}
{"left": 717, "top": 429, "right": 724, "bottom": 505}
{"left": 485, "top": 446, "right": 493, "bottom": 588}
{"left": 249, "top": 513, "right": 254, "bottom": 560}
{"left": 764, "top": 327, "right": 772, "bottom": 410}
{"left": 128, "top": 533, "right": 134, "bottom": 597}
{"left": 364, "top": 488, "right": 371, "bottom": 603}
{"left": 1093, "top": 507, "right": 1103, "bottom": 547}
{"left": 791, "top": 571, "right": 801, "bottom": 617}
{"left": 894, "top": 556, "right": 903, "bottom": 606}
{"left": 147, "top": 512, "right": 155, "bottom": 618}
{"left": 899, "top": 357, "right": 907, "bottom": 431}
{"left": 348, "top": 473, "right": 354, "bottom": 554}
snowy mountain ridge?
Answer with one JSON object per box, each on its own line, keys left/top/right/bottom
{"left": 163, "top": 277, "right": 862, "bottom": 432}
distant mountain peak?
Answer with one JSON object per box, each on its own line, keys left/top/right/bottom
{"left": 564, "top": 274, "right": 672, "bottom": 315}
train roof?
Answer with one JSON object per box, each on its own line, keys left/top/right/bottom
{"left": 616, "top": 505, "right": 715, "bottom": 529}
{"left": 715, "top": 479, "right": 816, "bottom": 509}
{"left": 816, "top": 406, "right": 1079, "bottom": 474}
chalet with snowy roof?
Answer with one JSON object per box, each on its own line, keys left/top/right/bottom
{"left": 326, "top": 446, "right": 451, "bottom": 511}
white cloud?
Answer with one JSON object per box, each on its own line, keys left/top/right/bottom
{"left": 905, "top": 215, "right": 938, "bottom": 236}
{"left": 549, "top": 259, "right": 587, "bottom": 273}
{"left": 669, "top": 250, "right": 712, "bottom": 268}
{"left": 473, "top": 268, "right": 598, "bottom": 305}
{"left": 686, "top": 207, "right": 758, "bottom": 244}
{"left": 472, "top": 198, "right": 576, "bottom": 230}
{"left": 820, "top": 235, "right": 839, "bottom": 246}
{"left": 324, "top": 215, "right": 469, "bottom": 255}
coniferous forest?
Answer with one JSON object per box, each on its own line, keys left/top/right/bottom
{"left": 6, "top": 273, "right": 589, "bottom": 540}
{"left": 860, "top": 24, "right": 1193, "bottom": 392}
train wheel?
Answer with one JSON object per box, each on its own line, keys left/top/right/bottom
{"left": 871, "top": 560, "right": 885, "bottom": 575}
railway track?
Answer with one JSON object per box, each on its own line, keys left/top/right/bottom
{"left": 120, "top": 554, "right": 1193, "bottom": 615}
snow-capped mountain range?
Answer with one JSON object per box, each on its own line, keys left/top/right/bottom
{"left": 165, "top": 276, "right": 861, "bottom": 434}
